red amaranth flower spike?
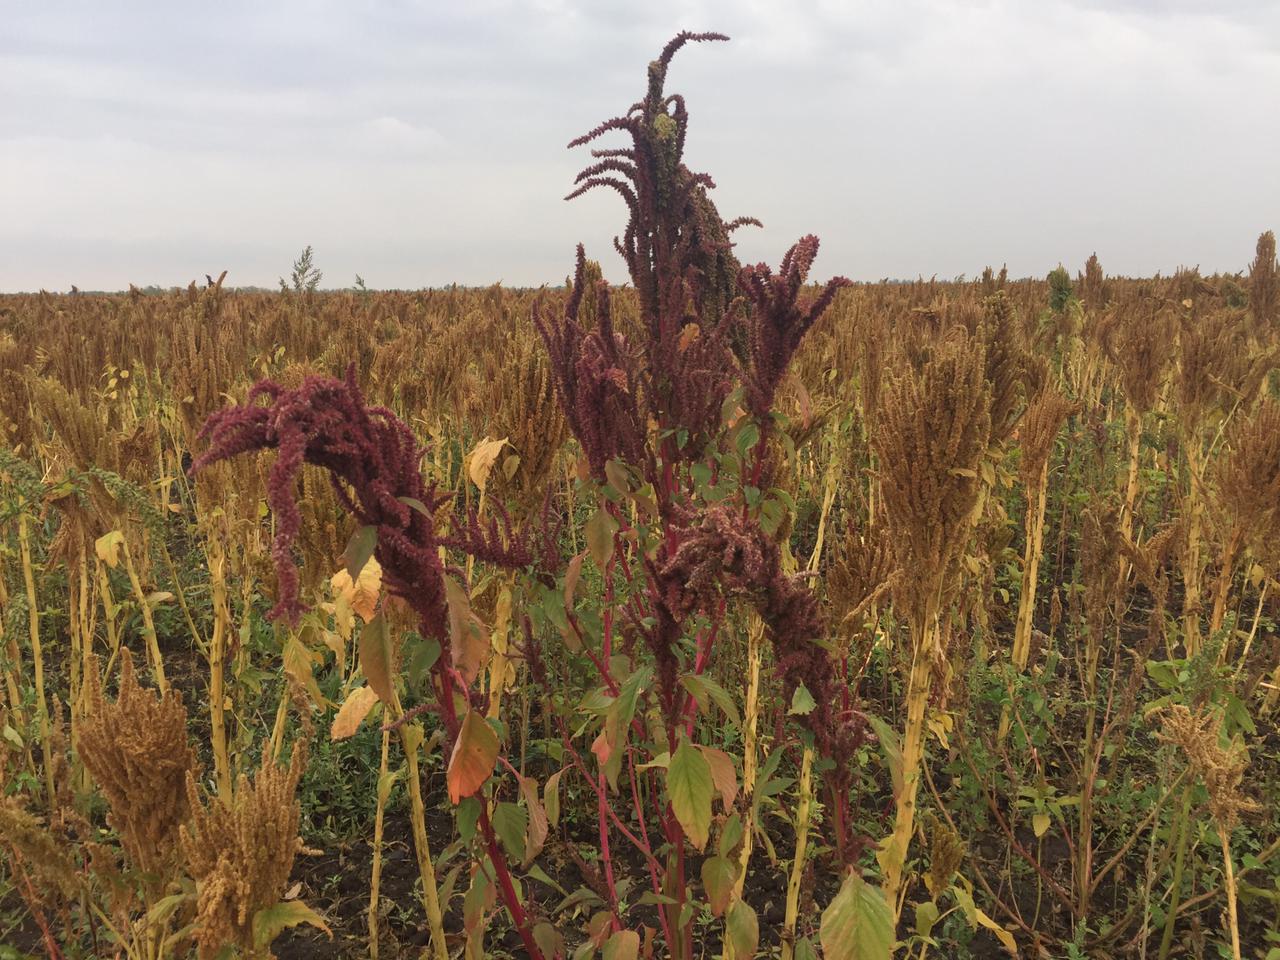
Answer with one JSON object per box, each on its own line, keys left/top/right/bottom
{"left": 737, "top": 235, "right": 851, "bottom": 420}
{"left": 192, "top": 365, "right": 452, "bottom": 638}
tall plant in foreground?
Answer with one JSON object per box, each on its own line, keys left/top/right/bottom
{"left": 540, "top": 29, "right": 882, "bottom": 959}
{"left": 874, "top": 329, "right": 991, "bottom": 914}
{"left": 194, "top": 32, "right": 877, "bottom": 960}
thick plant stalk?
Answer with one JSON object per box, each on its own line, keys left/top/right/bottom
{"left": 368, "top": 725, "right": 392, "bottom": 960}
{"left": 779, "top": 457, "right": 837, "bottom": 958}
{"left": 120, "top": 538, "right": 167, "bottom": 692}
{"left": 391, "top": 688, "right": 449, "bottom": 960}
{"left": 208, "top": 542, "right": 233, "bottom": 802}
{"left": 1158, "top": 787, "right": 1194, "bottom": 960}
{"left": 1001, "top": 456, "right": 1052, "bottom": 743}
{"left": 883, "top": 614, "right": 938, "bottom": 915}
{"left": 1119, "top": 407, "right": 1142, "bottom": 581}
{"left": 722, "top": 615, "right": 764, "bottom": 960}
{"left": 0, "top": 572, "right": 25, "bottom": 728}
{"left": 1233, "top": 581, "right": 1269, "bottom": 681}
{"left": 1012, "top": 458, "right": 1050, "bottom": 672}
{"left": 1209, "top": 527, "right": 1242, "bottom": 641}
{"left": 18, "top": 511, "right": 55, "bottom": 809}
{"left": 780, "top": 744, "right": 814, "bottom": 960}
{"left": 1220, "top": 831, "right": 1241, "bottom": 960}
{"left": 1121, "top": 407, "right": 1141, "bottom": 542}
{"left": 1182, "top": 439, "right": 1205, "bottom": 656}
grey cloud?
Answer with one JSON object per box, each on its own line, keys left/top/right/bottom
{"left": 2, "top": 0, "right": 1277, "bottom": 291}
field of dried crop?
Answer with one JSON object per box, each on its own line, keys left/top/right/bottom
{"left": 1, "top": 33, "right": 1279, "bottom": 960}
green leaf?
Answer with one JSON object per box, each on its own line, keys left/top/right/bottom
{"left": 820, "top": 873, "right": 894, "bottom": 960}
{"left": 719, "top": 813, "right": 744, "bottom": 859}
{"left": 725, "top": 900, "right": 759, "bottom": 958}
{"left": 794, "top": 937, "right": 819, "bottom": 960}
{"left": 865, "top": 714, "right": 903, "bottom": 799}
{"left": 398, "top": 495, "right": 432, "bottom": 517}
{"left": 789, "top": 683, "right": 816, "bottom": 716}
{"left": 376, "top": 768, "right": 401, "bottom": 807}
{"left": 605, "top": 460, "right": 632, "bottom": 495}
{"left": 494, "top": 801, "right": 527, "bottom": 861}
{"left": 680, "top": 674, "right": 740, "bottom": 727}
{"left": 914, "top": 899, "right": 940, "bottom": 938}
{"left": 701, "top": 855, "right": 738, "bottom": 916}
{"left": 252, "top": 899, "right": 332, "bottom": 948}
{"left": 344, "top": 525, "right": 378, "bottom": 580}
{"left": 667, "top": 738, "right": 714, "bottom": 851}
{"left": 406, "top": 635, "right": 441, "bottom": 691}
{"left": 457, "top": 797, "right": 481, "bottom": 842}
{"left": 545, "top": 768, "right": 566, "bottom": 828}
{"left": 586, "top": 506, "right": 619, "bottom": 570}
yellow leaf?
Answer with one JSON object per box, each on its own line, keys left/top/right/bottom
{"left": 1032, "top": 812, "right": 1050, "bottom": 838}
{"left": 284, "top": 634, "right": 327, "bottom": 709}
{"left": 467, "top": 436, "right": 509, "bottom": 494}
{"left": 95, "top": 530, "right": 124, "bottom": 568}
{"left": 677, "top": 322, "right": 701, "bottom": 353}
{"left": 330, "top": 556, "right": 382, "bottom": 624}
{"left": 358, "top": 613, "right": 396, "bottom": 706}
{"left": 330, "top": 685, "right": 380, "bottom": 740}
{"left": 973, "top": 905, "right": 1017, "bottom": 955}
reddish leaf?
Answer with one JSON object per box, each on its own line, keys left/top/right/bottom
{"left": 447, "top": 709, "right": 498, "bottom": 804}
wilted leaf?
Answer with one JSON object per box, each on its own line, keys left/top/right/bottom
{"left": 330, "top": 685, "right": 380, "bottom": 740}
{"left": 252, "top": 899, "right": 331, "bottom": 947}
{"left": 545, "top": 768, "right": 566, "bottom": 828}
{"left": 700, "top": 855, "right": 737, "bottom": 916}
{"left": 468, "top": 436, "right": 509, "bottom": 494}
{"left": 519, "top": 775, "right": 549, "bottom": 865}
{"left": 953, "top": 885, "right": 1017, "bottom": 955}
{"left": 330, "top": 555, "right": 382, "bottom": 624}
{"left": 284, "top": 634, "right": 327, "bottom": 709}
{"left": 446, "top": 576, "right": 490, "bottom": 687}
{"left": 357, "top": 613, "right": 396, "bottom": 705}
{"left": 586, "top": 505, "right": 619, "bottom": 570}
{"left": 447, "top": 709, "right": 498, "bottom": 804}
{"left": 677, "top": 322, "right": 701, "bottom": 353}
{"left": 602, "top": 929, "right": 639, "bottom": 960}
{"left": 534, "top": 922, "right": 565, "bottom": 959}
{"left": 95, "top": 530, "right": 124, "bottom": 568}
{"left": 696, "top": 745, "right": 737, "bottom": 810}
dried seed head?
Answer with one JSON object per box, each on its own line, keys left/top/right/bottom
{"left": 180, "top": 742, "right": 309, "bottom": 960}
{"left": 1249, "top": 230, "right": 1278, "bottom": 333}
{"left": 79, "top": 650, "right": 196, "bottom": 887}
{"left": 1158, "top": 705, "right": 1260, "bottom": 829}
{"left": 875, "top": 327, "right": 992, "bottom": 627}
{"left": 1020, "top": 386, "right": 1078, "bottom": 486}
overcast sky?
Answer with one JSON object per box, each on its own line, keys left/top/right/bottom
{"left": 2, "top": 0, "right": 1278, "bottom": 292}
